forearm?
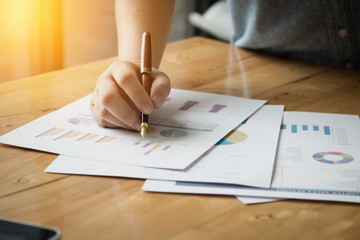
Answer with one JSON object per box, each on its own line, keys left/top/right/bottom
{"left": 115, "top": 0, "right": 175, "bottom": 68}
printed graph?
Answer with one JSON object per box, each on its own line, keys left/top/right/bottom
{"left": 95, "top": 136, "right": 117, "bottom": 143}
{"left": 209, "top": 104, "right": 227, "bottom": 113}
{"left": 241, "top": 118, "right": 248, "bottom": 125}
{"left": 54, "top": 131, "right": 83, "bottom": 141}
{"left": 134, "top": 141, "right": 172, "bottom": 155}
{"left": 36, "top": 127, "right": 65, "bottom": 137}
{"left": 281, "top": 124, "right": 331, "bottom": 135}
{"left": 178, "top": 100, "right": 199, "bottom": 111}
{"left": 36, "top": 127, "right": 118, "bottom": 144}
{"left": 313, "top": 152, "right": 354, "bottom": 164}
{"left": 76, "top": 133, "right": 100, "bottom": 141}
{"left": 177, "top": 100, "right": 227, "bottom": 113}
{"left": 216, "top": 130, "right": 248, "bottom": 145}
{"left": 144, "top": 144, "right": 161, "bottom": 155}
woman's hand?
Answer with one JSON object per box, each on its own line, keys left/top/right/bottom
{"left": 90, "top": 60, "right": 171, "bottom": 130}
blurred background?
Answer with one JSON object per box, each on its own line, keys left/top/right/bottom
{"left": 0, "top": 0, "right": 225, "bottom": 83}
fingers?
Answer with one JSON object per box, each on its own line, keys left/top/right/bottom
{"left": 90, "top": 60, "right": 171, "bottom": 131}
{"left": 90, "top": 80, "right": 140, "bottom": 130}
{"left": 91, "top": 61, "right": 144, "bottom": 130}
{"left": 150, "top": 69, "right": 171, "bottom": 108}
{"left": 110, "top": 61, "right": 153, "bottom": 114}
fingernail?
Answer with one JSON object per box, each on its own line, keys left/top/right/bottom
{"left": 153, "top": 95, "right": 164, "bottom": 108}
{"left": 142, "top": 103, "right": 152, "bottom": 114}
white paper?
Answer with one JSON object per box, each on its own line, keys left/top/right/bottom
{"left": 142, "top": 112, "right": 360, "bottom": 203}
{"left": 0, "top": 89, "right": 266, "bottom": 169}
{"left": 46, "top": 105, "right": 283, "bottom": 188}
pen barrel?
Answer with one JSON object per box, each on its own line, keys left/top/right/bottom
{"left": 141, "top": 32, "right": 152, "bottom": 95}
{"left": 141, "top": 73, "right": 151, "bottom": 95}
{"left": 141, "top": 32, "right": 152, "bottom": 75}
{"left": 140, "top": 32, "right": 152, "bottom": 138}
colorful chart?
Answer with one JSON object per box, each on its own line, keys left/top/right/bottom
{"left": 209, "top": 104, "right": 227, "bottom": 113}
{"left": 178, "top": 100, "right": 199, "bottom": 111}
{"left": 36, "top": 127, "right": 65, "bottom": 137}
{"left": 144, "top": 144, "right": 161, "bottom": 155}
{"left": 313, "top": 152, "right": 354, "bottom": 164}
{"left": 216, "top": 130, "right": 248, "bottom": 145}
{"left": 68, "top": 117, "right": 94, "bottom": 125}
{"left": 134, "top": 141, "right": 172, "bottom": 155}
{"left": 95, "top": 136, "right": 117, "bottom": 143}
{"left": 160, "top": 129, "right": 187, "bottom": 138}
{"left": 77, "top": 133, "right": 100, "bottom": 141}
{"left": 281, "top": 124, "right": 331, "bottom": 135}
{"left": 177, "top": 100, "right": 227, "bottom": 113}
{"left": 54, "top": 130, "right": 83, "bottom": 141}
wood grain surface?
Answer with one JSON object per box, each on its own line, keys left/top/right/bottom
{"left": 1, "top": 37, "right": 359, "bottom": 240}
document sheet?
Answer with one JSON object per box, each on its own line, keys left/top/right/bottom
{"left": 142, "top": 112, "right": 360, "bottom": 203}
{"left": 46, "top": 105, "right": 283, "bottom": 188}
{"left": 0, "top": 89, "right": 266, "bottom": 169}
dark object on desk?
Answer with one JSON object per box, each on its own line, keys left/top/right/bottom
{"left": 0, "top": 217, "right": 61, "bottom": 240}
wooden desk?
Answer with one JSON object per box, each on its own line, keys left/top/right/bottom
{"left": 1, "top": 37, "right": 359, "bottom": 239}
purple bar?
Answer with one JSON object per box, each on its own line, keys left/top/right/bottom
{"left": 142, "top": 143, "right": 151, "bottom": 148}
{"left": 209, "top": 104, "right": 227, "bottom": 113}
{"left": 162, "top": 145, "right": 171, "bottom": 151}
{"left": 178, "top": 100, "right": 199, "bottom": 111}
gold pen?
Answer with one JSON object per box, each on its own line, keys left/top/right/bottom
{"left": 140, "top": 32, "right": 152, "bottom": 139}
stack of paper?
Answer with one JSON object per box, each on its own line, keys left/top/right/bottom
{"left": 142, "top": 111, "right": 360, "bottom": 204}
{"left": 46, "top": 104, "right": 283, "bottom": 190}
{"left": 1, "top": 89, "right": 359, "bottom": 204}
{"left": 0, "top": 89, "right": 266, "bottom": 169}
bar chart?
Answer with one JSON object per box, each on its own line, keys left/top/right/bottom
{"left": 36, "top": 127, "right": 65, "bottom": 137}
{"left": 134, "top": 141, "right": 172, "bottom": 155}
{"left": 54, "top": 131, "right": 83, "bottom": 141}
{"left": 178, "top": 100, "right": 199, "bottom": 111}
{"left": 281, "top": 124, "right": 331, "bottom": 135}
{"left": 177, "top": 100, "right": 227, "bottom": 113}
{"left": 1, "top": 89, "right": 267, "bottom": 169}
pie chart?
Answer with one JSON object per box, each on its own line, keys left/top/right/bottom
{"left": 216, "top": 130, "right": 248, "bottom": 145}
{"left": 313, "top": 152, "right": 354, "bottom": 164}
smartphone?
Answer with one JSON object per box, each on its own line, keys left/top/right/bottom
{"left": 0, "top": 217, "right": 61, "bottom": 240}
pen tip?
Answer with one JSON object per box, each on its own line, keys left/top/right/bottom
{"left": 141, "top": 127, "right": 147, "bottom": 140}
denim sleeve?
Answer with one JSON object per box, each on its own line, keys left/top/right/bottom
{"left": 228, "top": 0, "right": 360, "bottom": 69}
